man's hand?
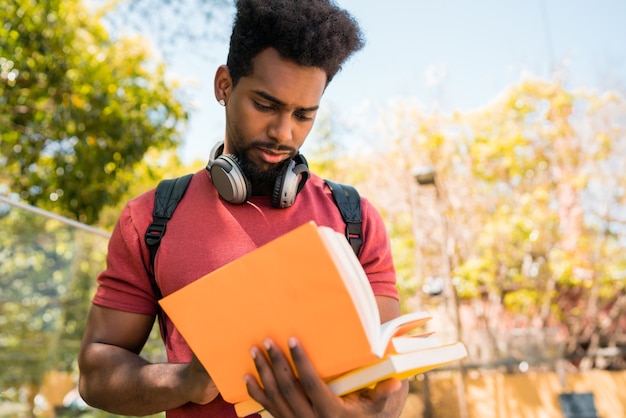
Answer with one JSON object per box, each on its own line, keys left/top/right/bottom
{"left": 244, "top": 338, "right": 408, "bottom": 418}
{"left": 78, "top": 305, "right": 219, "bottom": 415}
{"left": 182, "top": 353, "right": 220, "bottom": 405}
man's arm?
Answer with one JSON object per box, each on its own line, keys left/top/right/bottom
{"left": 78, "top": 304, "right": 218, "bottom": 415}
{"left": 245, "top": 295, "right": 410, "bottom": 418}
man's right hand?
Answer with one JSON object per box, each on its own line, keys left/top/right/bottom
{"left": 183, "top": 353, "right": 219, "bottom": 405}
{"left": 78, "top": 304, "right": 218, "bottom": 415}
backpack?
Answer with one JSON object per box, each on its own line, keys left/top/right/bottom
{"left": 143, "top": 175, "right": 363, "bottom": 333}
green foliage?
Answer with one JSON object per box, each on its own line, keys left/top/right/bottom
{"left": 0, "top": 203, "right": 109, "bottom": 392}
{"left": 457, "top": 81, "right": 626, "bottom": 319}
{"left": 0, "top": 0, "right": 188, "bottom": 224}
{"left": 0, "top": 199, "right": 170, "bottom": 416}
{"left": 0, "top": 0, "right": 217, "bottom": 414}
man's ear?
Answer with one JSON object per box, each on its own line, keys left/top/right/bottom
{"left": 214, "top": 65, "right": 232, "bottom": 105}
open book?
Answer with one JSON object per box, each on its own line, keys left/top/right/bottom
{"left": 159, "top": 221, "right": 467, "bottom": 409}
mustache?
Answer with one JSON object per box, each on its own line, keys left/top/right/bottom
{"left": 249, "top": 140, "right": 297, "bottom": 155}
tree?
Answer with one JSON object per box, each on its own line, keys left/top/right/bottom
{"left": 0, "top": 148, "right": 203, "bottom": 416}
{"left": 0, "top": 201, "right": 110, "bottom": 416}
{"left": 455, "top": 80, "right": 626, "bottom": 369}
{"left": 326, "top": 79, "right": 626, "bottom": 369}
{"left": 0, "top": 0, "right": 188, "bottom": 224}
{"left": 374, "top": 79, "right": 626, "bottom": 370}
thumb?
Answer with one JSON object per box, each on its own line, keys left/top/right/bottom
{"left": 374, "top": 378, "right": 403, "bottom": 395}
{"left": 359, "top": 378, "right": 403, "bottom": 402}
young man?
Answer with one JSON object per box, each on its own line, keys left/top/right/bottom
{"left": 78, "top": 0, "right": 409, "bottom": 417}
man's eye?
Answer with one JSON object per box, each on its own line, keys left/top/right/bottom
{"left": 294, "top": 113, "right": 313, "bottom": 122}
{"left": 253, "top": 101, "right": 273, "bottom": 112}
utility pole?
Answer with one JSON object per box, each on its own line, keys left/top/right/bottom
{"left": 414, "top": 167, "right": 468, "bottom": 418}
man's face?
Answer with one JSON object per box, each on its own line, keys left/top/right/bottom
{"left": 220, "top": 48, "right": 327, "bottom": 189}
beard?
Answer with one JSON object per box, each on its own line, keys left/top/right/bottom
{"left": 235, "top": 144, "right": 293, "bottom": 195}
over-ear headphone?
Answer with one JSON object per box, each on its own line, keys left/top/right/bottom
{"left": 206, "top": 141, "right": 310, "bottom": 208}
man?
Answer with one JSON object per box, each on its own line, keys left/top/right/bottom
{"left": 78, "top": 0, "right": 409, "bottom": 417}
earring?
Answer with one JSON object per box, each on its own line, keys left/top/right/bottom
{"left": 218, "top": 99, "right": 226, "bottom": 106}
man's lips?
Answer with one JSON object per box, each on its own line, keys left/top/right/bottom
{"left": 257, "top": 147, "right": 291, "bottom": 164}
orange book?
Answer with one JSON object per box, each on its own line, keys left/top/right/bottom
{"left": 159, "top": 221, "right": 436, "bottom": 405}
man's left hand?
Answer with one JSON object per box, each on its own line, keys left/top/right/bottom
{"left": 244, "top": 338, "right": 408, "bottom": 418}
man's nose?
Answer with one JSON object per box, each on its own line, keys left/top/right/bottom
{"left": 268, "top": 113, "right": 293, "bottom": 143}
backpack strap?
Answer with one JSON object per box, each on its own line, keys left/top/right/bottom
{"left": 144, "top": 174, "right": 193, "bottom": 339}
{"left": 144, "top": 173, "right": 194, "bottom": 287}
{"left": 324, "top": 179, "right": 363, "bottom": 256}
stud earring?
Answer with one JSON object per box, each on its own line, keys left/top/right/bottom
{"left": 218, "top": 99, "right": 226, "bottom": 106}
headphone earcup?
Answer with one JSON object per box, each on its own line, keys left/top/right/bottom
{"left": 207, "top": 141, "right": 308, "bottom": 207}
{"left": 207, "top": 154, "right": 252, "bottom": 204}
{"left": 271, "top": 154, "right": 310, "bottom": 208}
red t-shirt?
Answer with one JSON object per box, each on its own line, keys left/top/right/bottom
{"left": 93, "top": 170, "right": 398, "bottom": 417}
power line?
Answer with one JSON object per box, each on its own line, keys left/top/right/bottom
{"left": 0, "top": 195, "right": 111, "bottom": 239}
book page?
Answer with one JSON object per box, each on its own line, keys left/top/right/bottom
{"left": 327, "top": 341, "right": 468, "bottom": 396}
{"left": 390, "top": 333, "right": 440, "bottom": 353}
{"left": 318, "top": 227, "right": 434, "bottom": 357}
{"left": 318, "top": 226, "right": 380, "bottom": 348}
{"left": 376, "top": 311, "right": 432, "bottom": 356}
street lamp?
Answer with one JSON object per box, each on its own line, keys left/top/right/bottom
{"left": 413, "top": 166, "right": 437, "bottom": 186}
{"left": 412, "top": 166, "right": 468, "bottom": 418}
{"left": 412, "top": 166, "right": 458, "bottom": 332}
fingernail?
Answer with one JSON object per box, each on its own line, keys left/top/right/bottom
{"left": 263, "top": 339, "right": 271, "bottom": 351}
{"left": 288, "top": 337, "right": 298, "bottom": 349}
{"left": 250, "top": 347, "right": 256, "bottom": 359}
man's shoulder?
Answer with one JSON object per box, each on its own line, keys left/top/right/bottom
{"left": 304, "top": 173, "right": 369, "bottom": 207}
{"left": 304, "top": 172, "right": 328, "bottom": 188}
{"left": 127, "top": 170, "right": 206, "bottom": 208}
{"left": 305, "top": 173, "right": 355, "bottom": 196}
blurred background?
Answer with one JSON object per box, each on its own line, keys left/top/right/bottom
{"left": 1, "top": 0, "right": 625, "bottom": 417}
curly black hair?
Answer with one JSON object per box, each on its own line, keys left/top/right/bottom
{"left": 227, "top": 0, "right": 365, "bottom": 87}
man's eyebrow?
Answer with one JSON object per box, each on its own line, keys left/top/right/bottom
{"left": 253, "top": 90, "right": 319, "bottom": 112}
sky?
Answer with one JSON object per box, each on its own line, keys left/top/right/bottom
{"left": 170, "top": 0, "right": 626, "bottom": 164}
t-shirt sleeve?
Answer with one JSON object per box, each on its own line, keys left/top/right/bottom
{"left": 359, "top": 198, "right": 399, "bottom": 300}
{"left": 92, "top": 201, "right": 158, "bottom": 316}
